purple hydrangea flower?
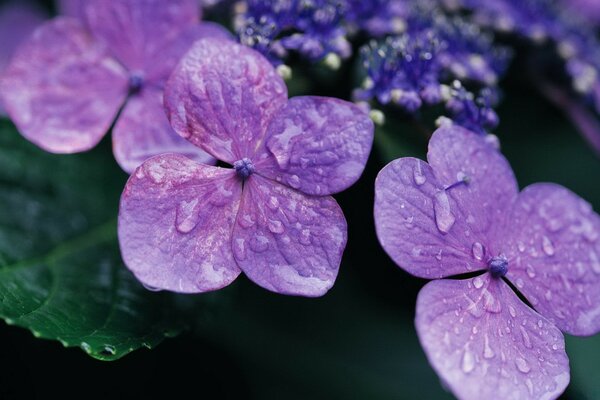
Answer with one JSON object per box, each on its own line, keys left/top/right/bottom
{"left": 0, "top": 0, "right": 231, "bottom": 173}
{"left": 374, "top": 125, "right": 600, "bottom": 399}
{"left": 345, "top": 0, "right": 407, "bottom": 37}
{"left": 118, "top": 38, "right": 374, "bottom": 296}
{"left": 0, "top": 2, "right": 46, "bottom": 116}
{"left": 443, "top": 82, "right": 500, "bottom": 136}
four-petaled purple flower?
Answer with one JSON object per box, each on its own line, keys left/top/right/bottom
{"left": 0, "top": 0, "right": 231, "bottom": 173}
{"left": 118, "top": 38, "right": 374, "bottom": 296}
{"left": 374, "top": 125, "right": 600, "bottom": 399}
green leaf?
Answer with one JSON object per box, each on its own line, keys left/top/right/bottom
{"left": 0, "top": 120, "right": 182, "bottom": 361}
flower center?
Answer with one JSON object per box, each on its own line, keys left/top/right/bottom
{"left": 129, "top": 71, "right": 144, "bottom": 94}
{"left": 488, "top": 255, "right": 508, "bottom": 278}
{"left": 234, "top": 158, "right": 255, "bottom": 179}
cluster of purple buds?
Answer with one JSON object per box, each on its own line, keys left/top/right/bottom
{"left": 236, "top": 0, "right": 351, "bottom": 66}
{"left": 442, "top": 82, "right": 500, "bottom": 136}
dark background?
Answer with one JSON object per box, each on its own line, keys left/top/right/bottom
{"left": 1, "top": 1, "right": 600, "bottom": 399}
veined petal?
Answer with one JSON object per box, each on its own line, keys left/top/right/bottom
{"left": 499, "top": 183, "right": 600, "bottom": 336}
{"left": 256, "top": 96, "right": 374, "bottom": 196}
{"left": 232, "top": 175, "right": 347, "bottom": 297}
{"left": 85, "top": 0, "right": 200, "bottom": 71}
{"left": 164, "top": 38, "right": 288, "bottom": 163}
{"left": 416, "top": 275, "right": 570, "bottom": 400}
{"left": 0, "top": 17, "right": 128, "bottom": 153}
{"left": 375, "top": 157, "right": 486, "bottom": 278}
{"left": 113, "top": 88, "right": 215, "bottom": 173}
{"left": 118, "top": 154, "right": 242, "bottom": 293}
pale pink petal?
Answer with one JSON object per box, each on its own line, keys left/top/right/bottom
{"left": 85, "top": 0, "right": 200, "bottom": 71}
{"left": 113, "top": 88, "right": 215, "bottom": 173}
{"left": 164, "top": 38, "right": 288, "bottom": 163}
{"left": 231, "top": 175, "right": 347, "bottom": 297}
{"left": 256, "top": 96, "right": 374, "bottom": 195}
{"left": 0, "top": 18, "right": 128, "bottom": 153}
{"left": 118, "top": 154, "right": 242, "bottom": 293}
{"left": 499, "top": 183, "right": 600, "bottom": 336}
{"left": 416, "top": 274, "right": 570, "bottom": 400}
{"left": 374, "top": 157, "right": 486, "bottom": 279}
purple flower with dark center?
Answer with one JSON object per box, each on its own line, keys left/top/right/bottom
{"left": 0, "top": 0, "right": 231, "bottom": 173}
{"left": 0, "top": 1, "right": 46, "bottom": 116}
{"left": 374, "top": 125, "right": 600, "bottom": 399}
{"left": 118, "top": 38, "right": 374, "bottom": 296}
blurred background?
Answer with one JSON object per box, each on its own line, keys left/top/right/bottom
{"left": 0, "top": 0, "right": 599, "bottom": 399}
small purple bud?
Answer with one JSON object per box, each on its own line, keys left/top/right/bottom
{"left": 488, "top": 255, "right": 508, "bottom": 278}
{"left": 234, "top": 157, "right": 255, "bottom": 179}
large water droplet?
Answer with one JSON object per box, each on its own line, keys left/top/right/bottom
{"left": 268, "top": 219, "right": 285, "bottom": 234}
{"left": 471, "top": 242, "right": 484, "bottom": 261}
{"left": 176, "top": 199, "right": 199, "bottom": 234}
{"left": 250, "top": 235, "right": 270, "bottom": 252}
{"left": 473, "top": 276, "right": 484, "bottom": 289}
{"left": 461, "top": 349, "right": 476, "bottom": 373}
{"left": 238, "top": 213, "right": 256, "bottom": 228}
{"left": 234, "top": 238, "right": 247, "bottom": 260}
{"left": 267, "top": 196, "right": 280, "bottom": 210}
{"left": 143, "top": 284, "right": 162, "bottom": 292}
{"left": 433, "top": 191, "right": 455, "bottom": 234}
{"left": 413, "top": 162, "right": 426, "bottom": 185}
{"left": 515, "top": 357, "right": 531, "bottom": 373}
{"left": 483, "top": 334, "right": 495, "bottom": 359}
{"left": 287, "top": 174, "right": 301, "bottom": 189}
{"left": 542, "top": 236, "right": 555, "bottom": 256}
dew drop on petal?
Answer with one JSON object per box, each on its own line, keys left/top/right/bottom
{"left": 517, "top": 241, "right": 526, "bottom": 253}
{"left": 267, "top": 196, "right": 280, "bottom": 210}
{"left": 435, "top": 249, "right": 443, "bottom": 261}
{"left": 250, "top": 235, "right": 270, "bottom": 253}
{"left": 520, "top": 326, "right": 532, "bottom": 349}
{"left": 233, "top": 238, "right": 247, "bottom": 261}
{"left": 483, "top": 334, "right": 495, "bottom": 359}
{"left": 433, "top": 191, "right": 455, "bottom": 234}
{"left": 542, "top": 236, "right": 555, "bottom": 256}
{"left": 176, "top": 199, "right": 199, "bottom": 234}
{"left": 299, "top": 229, "right": 311, "bottom": 245}
{"left": 461, "top": 349, "right": 476, "bottom": 373}
{"left": 287, "top": 174, "right": 301, "bottom": 189}
{"left": 413, "top": 161, "right": 426, "bottom": 185}
{"left": 515, "top": 357, "right": 531, "bottom": 374}
{"left": 508, "top": 305, "right": 517, "bottom": 318}
{"left": 268, "top": 219, "right": 285, "bottom": 234}
{"left": 471, "top": 242, "right": 484, "bottom": 261}
{"left": 473, "top": 276, "right": 484, "bottom": 289}
{"left": 143, "top": 284, "right": 162, "bottom": 292}
{"left": 526, "top": 265, "right": 536, "bottom": 278}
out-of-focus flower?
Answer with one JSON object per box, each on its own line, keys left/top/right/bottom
{"left": 119, "top": 39, "right": 374, "bottom": 296}
{"left": 0, "top": 2, "right": 46, "bottom": 115}
{"left": 443, "top": 82, "right": 499, "bottom": 136}
{"left": 1, "top": 0, "right": 230, "bottom": 173}
{"left": 374, "top": 124, "right": 600, "bottom": 399}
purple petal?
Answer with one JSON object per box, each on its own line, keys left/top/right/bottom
{"left": 118, "top": 154, "right": 242, "bottom": 293}
{"left": 144, "top": 22, "right": 233, "bottom": 85}
{"left": 113, "top": 88, "right": 215, "bottom": 173}
{"left": 164, "top": 38, "right": 288, "bottom": 163}
{"left": 416, "top": 274, "right": 570, "bottom": 400}
{"left": 85, "top": 0, "right": 200, "bottom": 72}
{"left": 255, "top": 96, "right": 374, "bottom": 196}
{"left": 0, "top": 18, "right": 128, "bottom": 153}
{"left": 375, "top": 157, "right": 484, "bottom": 278}
{"left": 427, "top": 124, "right": 519, "bottom": 244}
{"left": 499, "top": 183, "right": 600, "bottom": 336}
{"left": 231, "top": 175, "right": 347, "bottom": 297}
{"left": 0, "top": 2, "right": 46, "bottom": 115}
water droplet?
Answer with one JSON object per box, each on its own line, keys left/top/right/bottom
{"left": 508, "top": 305, "right": 517, "bottom": 318}
{"left": 81, "top": 342, "right": 92, "bottom": 353}
{"left": 483, "top": 334, "right": 495, "bottom": 359}
{"left": 526, "top": 265, "right": 536, "bottom": 278}
{"left": 537, "top": 319, "right": 544, "bottom": 328}
{"left": 233, "top": 238, "right": 246, "bottom": 260}
{"left": 516, "top": 278, "right": 524, "bottom": 288}
{"left": 299, "top": 229, "right": 311, "bottom": 245}
{"left": 238, "top": 213, "right": 255, "bottom": 228}
{"left": 471, "top": 242, "right": 485, "bottom": 261}
{"left": 542, "top": 236, "right": 555, "bottom": 256}
{"left": 482, "top": 289, "right": 502, "bottom": 313}
{"left": 546, "top": 218, "right": 563, "bottom": 232}
{"left": 461, "top": 349, "right": 476, "bottom": 373}
{"left": 433, "top": 191, "right": 455, "bottom": 234}
{"left": 176, "top": 199, "right": 199, "bottom": 233}
{"left": 268, "top": 219, "right": 285, "bottom": 234}
{"left": 472, "top": 326, "right": 478, "bottom": 334}
{"left": 267, "top": 196, "right": 280, "bottom": 210}
{"left": 287, "top": 174, "right": 301, "bottom": 189}
{"left": 250, "top": 235, "right": 270, "bottom": 252}
{"left": 413, "top": 162, "right": 426, "bottom": 185}
{"left": 517, "top": 241, "right": 526, "bottom": 253}
{"left": 515, "top": 357, "right": 531, "bottom": 373}
{"left": 473, "top": 276, "right": 484, "bottom": 289}
{"left": 435, "top": 249, "right": 443, "bottom": 261}
{"left": 525, "top": 379, "right": 534, "bottom": 395}
{"left": 544, "top": 290, "right": 552, "bottom": 301}
{"left": 101, "top": 345, "right": 117, "bottom": 356}
{"left": 143, "top": 284, "right": 162, "bottom": 292}
{"left": 520, "top": 326, "right": 532, "bottom": 349}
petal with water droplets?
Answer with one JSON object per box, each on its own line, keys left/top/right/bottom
{"left": 164, "top": 39, "right": 288, "bottom": 163}
{"left": 256, "top": 96, "right": 374, "bottom": 195}
{"left": 113, "top": 88, "right": 215, "bottom": 173}
{"left": 232, "top": 175, "right": 347, "bottom": 297}
{"left": 416, "top": 275, "right": 570, "bottom": 400}
{"left": 499, "top": 183, "right": 600, "bottom": 335}
{"left": 0, "top": 18, "right": 128, "bottom": 153}
{"left": 374, "top": 157, "right": 486, "bottom": 278}
{"left": 118, "top": 154, "right": 242, "bottom": 293}
{"left": 427, "top": 124, "right": 519, "bottom": 243}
